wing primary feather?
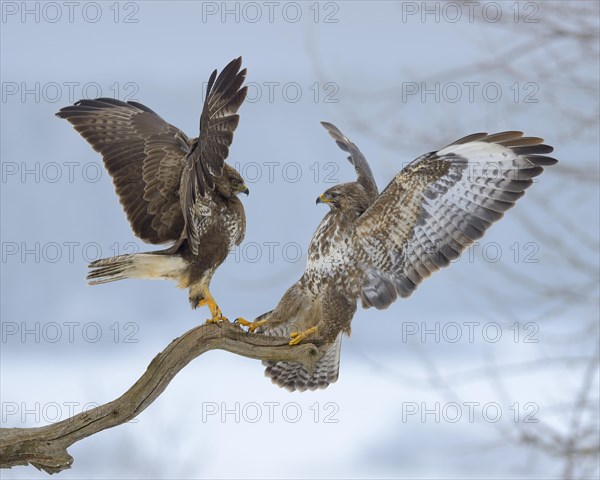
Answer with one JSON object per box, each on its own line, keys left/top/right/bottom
{"left": 354, "top": 130, "right": 557, "bottom": 306}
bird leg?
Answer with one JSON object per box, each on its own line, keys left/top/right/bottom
{"left": 198, "top": 293, "right": 228, "bottom": 324}
{"left": 289, "top": 326, "right": 318, "bottom": 345}
{"left": 235, "top": 318, "right": 267, "bottom": 333}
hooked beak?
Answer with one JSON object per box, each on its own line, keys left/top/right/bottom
{"left": 241, "top": 185, "right": 249, "bottom": 196}
{"left": 316, "top": 193, "right": 331, "bottom": 205}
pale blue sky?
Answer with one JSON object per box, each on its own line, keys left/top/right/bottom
{"left": 1, "top": 2, "right": 598, "bottom": 478}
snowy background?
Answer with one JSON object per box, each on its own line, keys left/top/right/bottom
{"left": 1, "top": 1, "right": 598, "bottom": 478}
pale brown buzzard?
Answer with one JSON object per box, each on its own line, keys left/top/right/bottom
{"left": 246, "top": 123, "right": 557, "bottom": 391}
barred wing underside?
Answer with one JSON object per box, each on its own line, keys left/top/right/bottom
{"left": 355, "top": 131, "right": 557, "bottom": 309}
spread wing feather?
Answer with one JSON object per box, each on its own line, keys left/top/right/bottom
{"left": 182, "top": 57, "right": 248, "bottom": 254}
{"left": 58, "top": 58, "right": 248, "bottom": 255}
{"left": 321, "top": 122, "right": 379, "bottom": 202}
{"left": 56, "top": 98, "right": 191, "bottom": 244}
{"left": 355, "top": 132, "right": 557, "bottom": 309}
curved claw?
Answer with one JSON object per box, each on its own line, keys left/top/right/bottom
{"left": 235, "top": 318, "right": 267, "bottom": 333}
{"left": 205, "top": 314, "right": 229, "bottom": 324}
{"left": 289, "top": 326, "right": 318, "bottom": 345}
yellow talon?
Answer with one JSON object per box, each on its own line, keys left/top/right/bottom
{"left": 289, "top": 326, "right": 318, "bottom": 345}
{"left": 199, "top": 297, "right": 229, "bottom": 324}
{"left": 205, "top": 315, "right": 228, "bottom": 324}
{"left": 235, "top": 318, "right": 267, "bottom": 333}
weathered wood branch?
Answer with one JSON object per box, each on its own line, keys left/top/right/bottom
{"left": 0, "top": 322, "right": 323, "bottom": 474}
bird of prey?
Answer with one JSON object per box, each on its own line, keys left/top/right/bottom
{"left": 245, "top": 123, "right": 557, "bottom": 391}
{"left": 57, "top": 57, "right": 249, "bottom": 323}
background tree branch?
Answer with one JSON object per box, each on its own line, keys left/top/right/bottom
{"left": 0, "top": 322, "right": 323, "bottom": 474}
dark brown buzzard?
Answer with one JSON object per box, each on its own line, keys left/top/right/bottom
{"left": 57, "top": 57, "right": 249, "bottom": 322}
{"left": 244, "top": 122, "right": 557, "bottom": 391}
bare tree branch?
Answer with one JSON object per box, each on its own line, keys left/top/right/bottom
{"left": 0, "top": 322, "right": 324, "bottom": 474}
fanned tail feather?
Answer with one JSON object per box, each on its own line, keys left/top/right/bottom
{"left": 87, "top": 253, "right": 186, "bottom": 285}
{"left": 256, "top": 315, "right": 342, "bottom": 392}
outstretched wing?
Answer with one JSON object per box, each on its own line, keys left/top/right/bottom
{"left": 57, "top": 98, "right": 191, "bottom": 245}
{"left": 355, "top": 131, "right": 558, "bottom": 309}
{"left": 182, "top": 57, "right": 248, "bottom": 253}
{"left": 321, "top": 121, "right": 379, "bottom": 202}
